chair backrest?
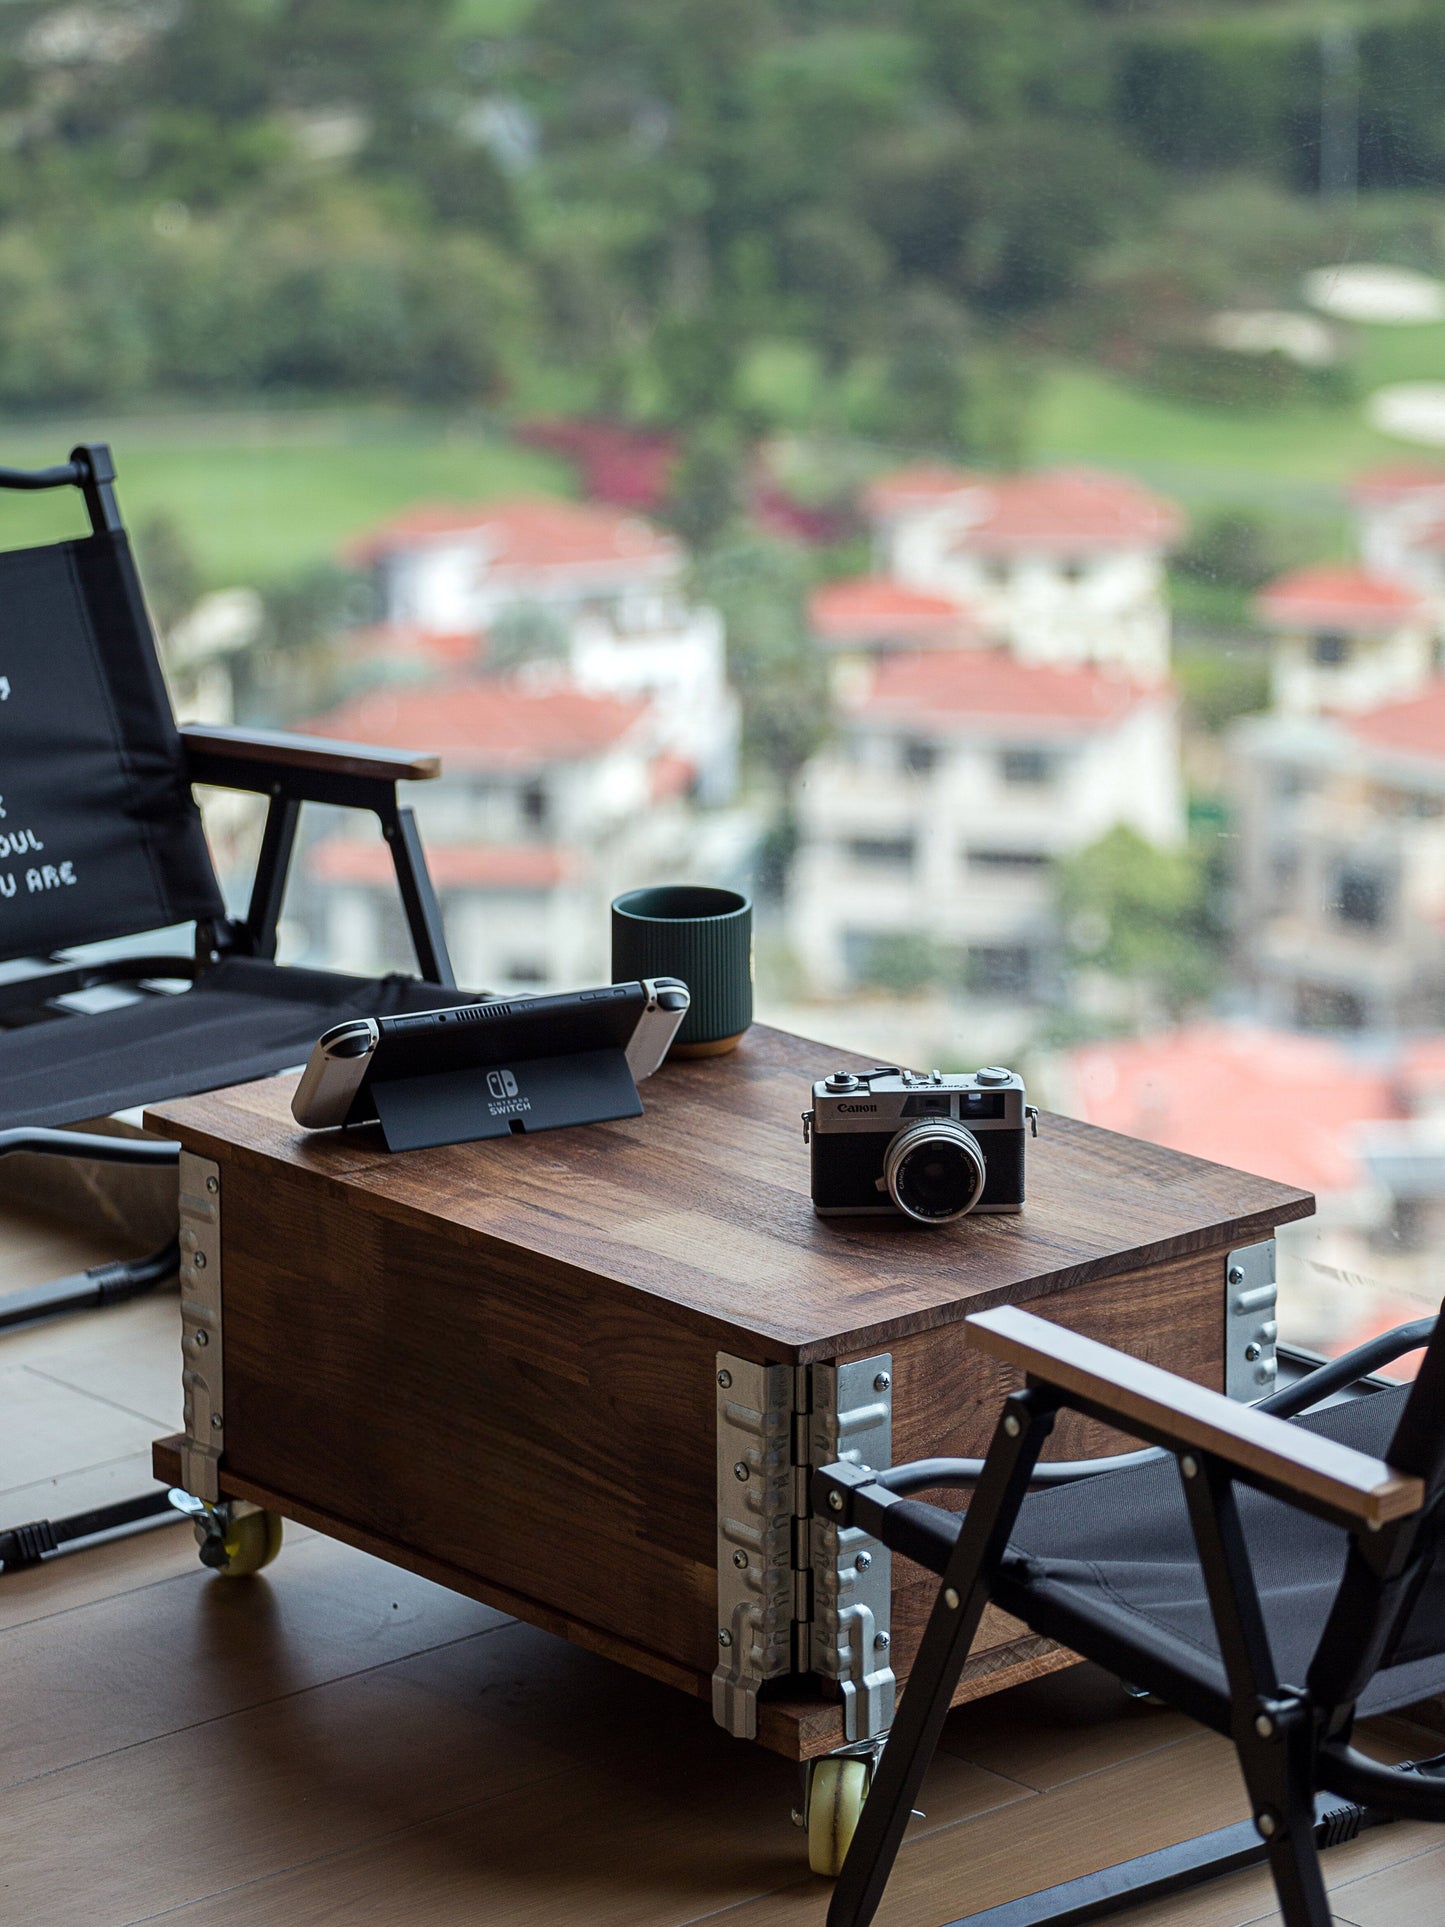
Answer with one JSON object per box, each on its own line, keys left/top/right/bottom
{"left": 0, "top": 445, "right": 223, "bottom": 963}
{"left": 1370, "top": 1303, "right": 1445, "bottom": 1671}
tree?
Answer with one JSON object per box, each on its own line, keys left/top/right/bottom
{"left": 691, "top": 532, "right": 828, "bottom": 787}
{"left": 1054, "top": 825, "right": 1221, "bottom": 1020}
{"left": 134, "top": 515, "right": 202, "bottom": 637}
{"left": 664, "top": 420, "right": 746, "bottom": 552}
{"left": 877, "top": 283, "right": 971, "bottom": 448}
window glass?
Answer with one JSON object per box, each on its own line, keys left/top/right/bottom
{"left": 5, "top": 0, "right": 1439, "bottom": 1374}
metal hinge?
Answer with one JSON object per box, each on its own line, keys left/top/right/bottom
{"left": 177, "top": 1152, "right": 224, "bottom": 1503}
{"left": 713, "top": 1357, "right": 794, "bottom": 1740}
{"left": 808, "top": 1355, "right": 895, "bottom": 1742}
{"left": 713, "top": 1347, "right": 895, "bottom": 1743}
{"left": 1226, "top": 1238, "right": 1278, "bottom": 1403}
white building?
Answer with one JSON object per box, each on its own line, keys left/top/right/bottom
{"left": 1254, "top": 564, "right": 1438, "bottom": 718}
{"left": 788, "top": 650, "right": 1183, "bottom": 999}
{"left": 851, "top": 463, "right": 1183, "bottom": 682}
{"left": 301, "top": 676, "right": 709, "bottom": 991}
{"left": 347, "top": 496, "right": 685, "bottom": 632}
{"left": 1232, "top": 678, "right": 1445, "bottom": 1031}
{"left": 340, "top": 496, "right": 739, "bottom": 807}
{"left": 1353, "top": 463, "right": 1445, "bottom": 604}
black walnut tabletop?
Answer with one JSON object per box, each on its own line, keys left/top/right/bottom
{"left": 146, "top": 1023, "right": 1314, "bottom": 1367}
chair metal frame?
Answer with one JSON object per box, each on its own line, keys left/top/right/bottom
{"left": 0, "top": 444, "right": 456, "bottom": 1569}
{"left": 816, "top": 1306, "right": 1445, "bottom": 1927}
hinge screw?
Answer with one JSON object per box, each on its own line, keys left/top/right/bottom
{"left": 874, "top": 1631, "right": 890, "bottom": 1651}
{"left": 193, "top": 1251, "right": 207, "bottom": 1268}
{"left": 1181, "top": 1455, "right": 1199, "bottom": 1479}
{"left": 717, "top": 1369, "right": 732, "bottom": 1389}
{"left": 732, "top": 1461, "right": 749, "bottom": 1482}
{"left": 1245, "top": 1343, "right": 1262, "bottom": 1362}
{"left": 1228, "top": 1265, "right": 1245, "bottom": 1287}
{"left": 855, "top": 1551, "right": 872, "bottom": 1572}
{"left": 1255, "top": 1714, "right": 1275, "bottom": 1739}
{"left": 873, "top": 1372, "right": 891, "bottom": 1392}
{"left": 827, "top": 1490, "right": 843, "bottom": 1512}
{"left": 210, "top": 1413, "right": 223, "bottom": 1430}
{"left": 206, "top": 1176, "right": 218, "bottom": 1194}
{"left": 1003, "top": 1414, "right": 1021, "bottom": 1438}
{"left": 194, "top": 1330, "right": 209, "bottom": 1347}
{"left": 732, "top": 1549, "right": 748, "bottom": 1569}
{"left": 718, "top": 1628, "right": 733, "bottom": 1647}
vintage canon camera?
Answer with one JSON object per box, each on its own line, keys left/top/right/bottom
{"left": 803, "top": 1065, "right": 1037, "bottom": 1224}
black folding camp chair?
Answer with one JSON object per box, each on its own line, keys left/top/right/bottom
{"left": 816, "top": 1303, "right": 1445, "bottom": 1927}
{"left": 0, "top": 443, "right": 473, "bottom": 1567}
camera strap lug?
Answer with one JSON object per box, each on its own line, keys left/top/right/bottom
{"left": 1026, "top": 1105, "right": 1040, "bottom": 1137}
{"left": 801, "top": 1109, "right": 813, "bottom": 1144}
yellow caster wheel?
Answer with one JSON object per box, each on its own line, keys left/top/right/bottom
{"left": 807, "top": 1756, "right": 870, "bottom": 1878}
{"left": 212, "top": 1508, "right": 283, "bottom": 1576}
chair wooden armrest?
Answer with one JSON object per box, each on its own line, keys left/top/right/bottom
{"left": 180, "top": 724, "right": 440, "bottom": 788}
{"left": 967, "top": 1304, "right": 1424, "bottom": 1528}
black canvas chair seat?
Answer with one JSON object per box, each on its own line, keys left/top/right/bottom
{"left": 976, "top": 1386, "right": 1445, "bottom": 1720}
{"left": 0, "top": 958, "right": 466, "bottom": 1131}
{"left": 818, "top": 1305, "right": 1445, "bottom": 1927}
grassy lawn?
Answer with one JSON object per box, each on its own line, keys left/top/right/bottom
{"left": 0, "top": 409, "right": 575, "bottom": 589}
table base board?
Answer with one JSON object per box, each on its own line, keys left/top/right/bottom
{"left": 152, "top": 1433, "right": 1080, "bottom": 1761}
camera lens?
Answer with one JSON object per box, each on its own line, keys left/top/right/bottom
{"left": 883, "top": 1120, "right": 987, "bottom": 1225}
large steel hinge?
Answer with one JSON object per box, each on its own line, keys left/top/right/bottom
{"left": 177, "top": 1152, "right": 224, "bottom": 1503}
{"left": 713, "top": 1348, "right": 895, "bottom": 1743}
{"left": 808, "top": 1355, "right": 896, "bottom": 1742}
{"left": 1226, "top": 1238, "right": 1277, "bottom": 1403}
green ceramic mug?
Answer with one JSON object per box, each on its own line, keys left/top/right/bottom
{"left": 611, "top": 886, "right": 753, "bottom": 1058}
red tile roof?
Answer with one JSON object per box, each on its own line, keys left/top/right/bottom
{"left": 345, "top": 623, "right": 480, "bottom": 667}
{"left": 344, "top": 495, "right": 681, "bottom": 575}
{"left": 962, "top": 468, "right": 1183, "bottom": 552}
{"left": 306, "top": 677, "right": 648, "bottom": 768}
{"left": 862, "top": 463, "right": 985, "bottom": 516}
{"left": 863, "top": 464, "right": 1182, "bottom": 551}
{"left": 853, "top": 649, "right": 1152, "bottom": 736}
{"left": 1351, "top": 463, "right": 1445, "bottom": 504}
{"left": 1256, "top": 565, "right": 1426, "bottom": 630}
{"left": 1345, "top": 676, "right": 1445, "bottom": 766}
{"left": 312, "top": 836, "right": 571, "bottom": 891}
{"left": 1066, "top": 1025, "right": 1398, "bottom": 1195}
{"left": 808, "top": 576, "right": 979, "bottom": 647}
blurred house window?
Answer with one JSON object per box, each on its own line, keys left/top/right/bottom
{"left": 999, "top": 748, "right": 1054, "bottom": 786}
{"left": 902, "top": 739, "right": 937, "bottom": 775}
{"left": 1312, "top": 631, "right": 1351, "bottom": 665}
{"left": 1297, "top": 983, "right": 1367, "bottom": 1029}
{"left": 846, "top": 835, "right": 915, "bottom": 866}
{"left": 1332, "top": 865, "right": 1388, "bottom": 930}
{"left": 967, "top": 848, "right": 1051, "bottom": 872}
{"left": 521, "top": 782, "right": 548, "bottom": 828}
{"left": 967, "top": 943, "right": 1034, "bottom": 994}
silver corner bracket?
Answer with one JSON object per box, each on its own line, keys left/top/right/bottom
{"left": 713, "top": 1353, "right": 794, "bottom": 1739}
{"left": 1226, "top": 1238, "right": 1277, "bottom": 1403}
{"left": 177, "top": 1151, "right": 224, "bottom": 1502}
{"left": 810, "top": 1354, "right": 895, "bottom": 1743}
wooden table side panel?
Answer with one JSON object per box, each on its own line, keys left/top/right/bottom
{"left": 217, "top": 1159, "right": 722, "bottom": 1678}
{"left": 869, "top": 1243, "right": 1226, "bottom": 1682}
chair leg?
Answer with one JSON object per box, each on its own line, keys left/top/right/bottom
{"left": 0, "top": 1488, "right": 180, "bottom": 1570}
{"left": 1245, "top": 1724, "right": 1335, "bottom": 1927}
{"left": 0, "top": 1238, "right": 179, "bottom": 1331}
{"left": 828, "top": 1390, "right": 1058, "bottom": 1927}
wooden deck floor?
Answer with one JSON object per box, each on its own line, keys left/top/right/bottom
{"left": 1, "top": 1208, "right": 1442, "bottom": 1927}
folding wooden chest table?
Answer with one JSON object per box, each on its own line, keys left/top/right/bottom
{"left": 148, "top": 1024, "right": 1312, "bottom": 1767}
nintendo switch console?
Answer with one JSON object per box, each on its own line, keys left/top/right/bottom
{"left": 291, "top": 978, "right": 690, "bottom": 1148}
